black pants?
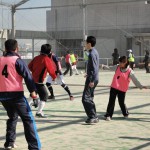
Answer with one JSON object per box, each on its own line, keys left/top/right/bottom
{"left": 63, "top": 63, "right": 73, "bottom": 76}
{"left": 1, "top": 97, "right": 41, "bottom": 150}
{"left": 35, "top": 83, "right": 48, "bottom": 101}
{"left": 129, "top": 62, "right": 134, "bottom": 70}
{"left": 105, "top": 87, "right": 129, "bottom": 118}
{"left": 145, "top": 62, "right": 149, "bottom": 73}
{"left": 82, "top": 80, "right": 98, "bottom": 119}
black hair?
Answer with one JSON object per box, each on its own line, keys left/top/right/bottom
{"left": 119, "top": 56, "right": 129, "bottom": 68}
{"left": 145, "top": 50, "right": 149, "bottom": 55}
{"left": 5, "top": 39, "right": 18, "bottom": 52}
{"left": 86, "top": 36, "right": 96, "bottom": 47}
{"left": 66, "top": 50, "right": 70, "bottom": 54}
{"left": 41, "top": 44, "right": 52, "bottom": 55}
{"left": 114, "top": 48, "right": 118, "bottom": 53}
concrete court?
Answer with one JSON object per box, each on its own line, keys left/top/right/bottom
{"left": 0, "top": 69, "right": 150, "bottom": 150}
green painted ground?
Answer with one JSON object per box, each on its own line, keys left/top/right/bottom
{"left": 0, "top": 69, "right": 150, "bottom": 150}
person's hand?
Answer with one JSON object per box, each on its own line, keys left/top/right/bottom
{"left": 30, "top": 93, "right": 39, "bottom": 108}
{"left": 100, "top": 64, "right": 104, "bottom": 69}
{"left": 89, "top": 82, "right": 94, "bottom": 88}
{"left": 32, "top": 98, "right": 39, "bottom": 108}
{"left": 84, "top": 73, "right": 87, "bottom": 78}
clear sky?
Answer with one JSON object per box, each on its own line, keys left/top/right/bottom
{"left": 0, "top": 0, "right": 51, "bottom": 31}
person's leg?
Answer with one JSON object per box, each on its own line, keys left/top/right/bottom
{"left": 63, "top": 63, "right": 69, "bottom": 75}
{"left": 145, "top": 62, "right": 149, "bottom": 73}
{"left": 74, "top": 64, "right": 79, "bottom": 75}
{"left": 16, "top": 97, "right": 41, "bottom": 150}
{"left": 82, "top": 80, "right": 98, "bottom": 120}
{"left": 35, "top": 83, "right": 48, "bottom": 117}
{"left": 46, "top": 76, "right": 55, "bottom": 99}
{"left": 58, "top": 74, "right": 74, "bottom": 100}
{"left": 117, "top": 91, "right": 129, "bottom": 117}
{"left": 69, "top": 64, "right": 73, "bottom": 76}
{"left": 1, "top": 100, "right": 18, "bottom": 148}
{"left": 105, "top": 88, "right": 117, "bottom": 118}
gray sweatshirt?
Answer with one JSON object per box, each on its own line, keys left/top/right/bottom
{"left": 103, "top": 65, "right": 143, "bottom": 89}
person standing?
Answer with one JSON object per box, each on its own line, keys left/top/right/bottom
{"left": 0, "top": 39, "right": 41, "bottom": 150}
{"left": 46, "top": 47, "right": 74, "bottom": 100}
{"left": 143, "top": 50, "right": 150, "bottom": 73}
{"left": 84, "top": 49, "right": 89, "bottom": 72}
{"left": 63, "top": 51, "right": 73, "bottom": 76}
{"left": 82, "top": 36, "right": 99, "bottom": 124}
{"left": 28, "top": 44, "right": 57, "bottom": 118}
{"left": 127, "top": 49, "right": 135, "bottom": 70}
{"left": 102, "top": 56, "right": 147, "bottom": 121}
{"left": 112, "top": 48, "right": 119, "bottom": 65}
{"left": 70, "top": 51, "right": 79, "bottom": 75}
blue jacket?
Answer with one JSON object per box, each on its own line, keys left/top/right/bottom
{"left": 86, "top": 48, "right": 99, "bottom": 82}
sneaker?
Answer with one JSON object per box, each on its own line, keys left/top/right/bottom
{"left": 75, "top": 73, "right": 79, "bottom": 75}
{"left": 85, "top": 117, "right": 99, "bottom": 124}
{"left": 105, "top": 116, "right": 111, "bottom": 121}
{"left": 4, "top": 143, "right": 17, "bottom": 150}
{"left": 70, "top": 95, "right": 74, "bottom": 101}
{"left": 48, "top": 95, "right": 55, "bottom": 100}
{"left": 124, "top": 115, "right": 129, "bottom": 119}
{"left": 35, "top": 112, "right": 47, "bottom": 118}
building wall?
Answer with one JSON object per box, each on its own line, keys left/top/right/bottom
{"left": 46, "top": 0, "right": 150, "bottom": 59}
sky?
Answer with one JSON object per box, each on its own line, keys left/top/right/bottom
{"left": 0, "top": 0, "right": 51, "bottom": 31}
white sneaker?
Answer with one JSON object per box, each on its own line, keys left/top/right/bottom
{"left": 105, "top": 116, "right": 111, "bottom": 121}
{"left": 4, "top": 143, "right": 17, "bottom": 149}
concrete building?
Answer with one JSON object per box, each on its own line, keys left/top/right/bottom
{"left": 46, "top": 0, "right": 150, "bottom": 64}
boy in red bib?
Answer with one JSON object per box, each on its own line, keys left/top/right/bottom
{"left": 28, "top": 44, "right": 56, "bottom": 118}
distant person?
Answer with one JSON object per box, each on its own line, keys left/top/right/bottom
{"left": 143, "top": 50, "right": 150, "bottom": 73}
{"left": 46, "top": 48, "right": 74, "bottom": 101}
{"left": 63, "top": 51, "right": 73, "bottom": 76}
{"left": 0, "top": 39, "right": 41, "bottom": 150}
{"left": 70, "top": 51, "right": 79, "bottom": 75}
{"left": 127, "top": 49, "right": 135, "bottom": 70}
{"left": 28, "top": 44, "right": 57, "bottom": 118}
{"left": 84, "top": 49, "right": 89, "bottom": 72}
{"left": 82, "top": 36, "right": 99, "bottom": 124}
{"left": 112, "top": 48, "right": 119, "bottom": 65}
{"left": 102, "top": 56, "right": 147, "bottom": 121}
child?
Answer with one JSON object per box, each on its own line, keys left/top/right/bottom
{"left": 46, "top": 48, "right": 74, "bottom": 101}
{"left": 28, "top": 44, "right": 57, "bottom": 118}
{"left": 102, "top": 56, "right": 147, "bottom": 121}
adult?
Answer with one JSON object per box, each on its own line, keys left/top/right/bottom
{"left": 0, "top": 39, "right": 41, "bottom": 150}
{"left": 82, "top": 36, "right": 99, "bottom": 124}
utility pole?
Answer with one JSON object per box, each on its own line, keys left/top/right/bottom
{"left": 11, "top": 6, "right": 16, "bottom": 39}
{"left": 82, "top": 0, "right": 86, "bottom": 43}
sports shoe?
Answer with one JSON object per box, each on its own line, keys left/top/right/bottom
{"left": 4, "top": 143, "right": 17, "bottom": 150}
{"left": 35, "top": 112, "right": 47, "bottom": 118}
{"left": 48, "top": 95, "right": 55, "bottom": 100}
{"left": 124, "top": 115, "right": 129, "bottom": 119}
{"left": 105, "top": 116, "right": 111, "bottom": 121}
{"left": 85, "top": 117, "right": 99, "bottom": 124}
{"left": 75, "top": 73, "right": 79, "bottom": 75}
{"left": 70, "top": 95, "right": 74, "bottom": 101}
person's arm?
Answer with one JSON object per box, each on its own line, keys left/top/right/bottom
{"left": 129, "top": 70, "right": 144, "bottom": 89}
{"left": 28, "top": 59, "right": 34, "bottom": 72}
{"left": 52, "top": 55, "right": 59, "bottom": 72}
{"left": 102, "top": 64, "right": 118, "bottom": 71}
{"left": 16, "top": 58, "right": 37, "bottom": 93}
{"left": 88, "top": 53, "right": 99, "bottom": 82}
{"left": 45, "top": 57, "right": 57, "bottom": 80}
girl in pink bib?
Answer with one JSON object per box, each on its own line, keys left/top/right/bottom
{"left": 102, "top": 56, "right": 147, "bottom": 121}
